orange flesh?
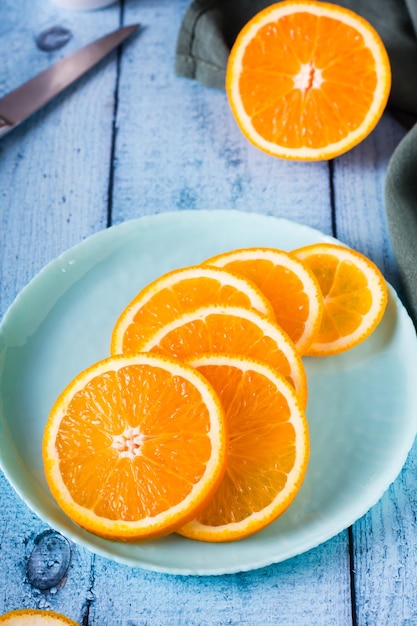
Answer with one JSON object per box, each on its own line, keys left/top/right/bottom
{"left": 191, "top": 364, "right": 296, "bottom": 525}
{"left": 239, "top": 13, "right": 378, "bottom": 148}
{"left": 133, "top": 278, "right": 260, "bottom": 324}
{"left": 303, "top": 254, "right": 372, "bottom": 340}
{"left": 55, "top": 365, "right": 213, "bottom": 521}
{"left": 147, "top": 313, "right": 295, "bottom": 388}
{"left": 213, "top": 258, "right": 311, "bottom": 345}
{"left": 120, "top": 275, "right": 272, "bottom": 353}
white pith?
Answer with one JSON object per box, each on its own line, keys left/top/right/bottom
{"left": 112, "top": 425, "right": 145, "bottom": 459}
{"left": 293, "top": 63, "right": 324, "bottom": 92}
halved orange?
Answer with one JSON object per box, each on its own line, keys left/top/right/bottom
{"left": 135, "top": 304, "right": 308, "bottom": 407}
{"left": 293, "top": 242, "right": 388, "bottom": 355}
{"left": 178, "top": 354, "right": 309, "bottom": 542}
{"left": 42, "top": 353, "right": 227, "bottom": 541}
{"left": 204, "top": 247, "right": 324, "bottom": 353}
{"left": 226, "top": 0, "right": 391, "bottom": 160}
{"left": 0, "top": 610, "right": 78, "bottom": 626}
{"left": 111, "top": 265, "right": 274, "bottom": 356}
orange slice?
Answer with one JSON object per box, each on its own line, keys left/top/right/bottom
{"left": 42, "top": 353, "right": 227, "bottom": 541}
{"left": 0, "top": 610, "right": 78, "bottom": 626}
{"left": 178, "top": 354, "right": 309, "bottom": 542}
{"left": 204, "top": 247, "right": 324, "bottom": 353}
{"left": 110, "top": 265, "right": 275, "bottom": 356}
{"left": 293, "top": 242, "right": 388, "bottom": 355}
{"left": 135, "top": 304, "right": 308, "bottom": 407}
{"left": 226, "top": 0, "right": 391, "bottom": 160}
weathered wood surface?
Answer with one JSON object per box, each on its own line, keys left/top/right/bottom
{"left": 0, "top": 0, "right": 415, "bottom": 624}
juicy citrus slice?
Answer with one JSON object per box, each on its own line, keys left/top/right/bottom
{"left": 293, "top": 242, "right": 388, "bottom": 355}
{"left": 226, "top": 0, "right": 391, "bottom": 160}
{"left": 111, "top": 265, "right": 274, "bottom": 356}
{"left": 135, "top": 304, "right": 308, "bottom": 407}
{"left": 178, "top": 354, "right": 309, "bottom": 542}
{"left": 0, "top": 610, "right": 78, "bottom": 626}
{"left": 42, "top": 353, "right": 227, "bottom": 541}
{"left": 204, "top": 247, "right": 324, "bottom": 353}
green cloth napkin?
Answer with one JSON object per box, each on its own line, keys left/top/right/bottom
{"left": 175, "top": 0, "right": 417, "bottom": 323}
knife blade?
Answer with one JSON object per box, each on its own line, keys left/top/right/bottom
{"left": 0, "top": 23, "right": 139, "bottom": 138}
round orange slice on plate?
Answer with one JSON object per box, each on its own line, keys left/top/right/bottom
{"left": 132, "top": 304, "right": 308, "bottom": 407}
{"left": 226, "top": 0, "right": 391, "bottom": 160}
{"left": 293, "top": 242, "right": 388, "bottom": 355}
{"left": 178, "top": 354, "right": 309, "bottom": 542}
{"left": 204, "top": 247, "right": 324, "bottom": 354}
{"left": 42, "top": 353, "right": 227, "bottom": 541}
{"left": 110, "top": 265, "right": 274, "bottom": 356}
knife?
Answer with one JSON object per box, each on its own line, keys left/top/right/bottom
{"left": 0, "top": 24, "right": 139, "bottom": 138}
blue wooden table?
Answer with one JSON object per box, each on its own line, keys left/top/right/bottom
{"left": 0, "top": 1, "right": 416, "bottom": 624}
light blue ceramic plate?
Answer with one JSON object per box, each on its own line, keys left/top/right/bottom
{"left": 1, "top": 210, "right": 417, "bottom": 576}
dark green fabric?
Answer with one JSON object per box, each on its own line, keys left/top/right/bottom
{"left": 385, "top": 124, "right": 417, "bottom": 322}
{"left": 175, "top": 0, "right": 417, "bottom": 323}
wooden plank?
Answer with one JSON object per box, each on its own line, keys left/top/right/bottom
{"left": 88, "top": 533, "right": 352, "bottom": 625}
{"left": 332, "top": 113, "right": 416, "bottom": 624}
{"left": 0, "top": 0, "right": 120, "bottom": 620}
{"left": 0, "top": 472, "right": 92, "bottom": 622}
{"left": 112, "top": 0, "right": 332, "bottom": 235}
{"left": 0, "top": 0, "right": 121, "bottom": 319}
{"left": 352, "top": 452, "right": 417, "bottom": 625}
{"left": 331, "top": 112, "right": 407, "bottom": 287}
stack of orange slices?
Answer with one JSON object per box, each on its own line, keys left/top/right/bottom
{"left": 42, "top": 242, "right": 388, "bottom": 543}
